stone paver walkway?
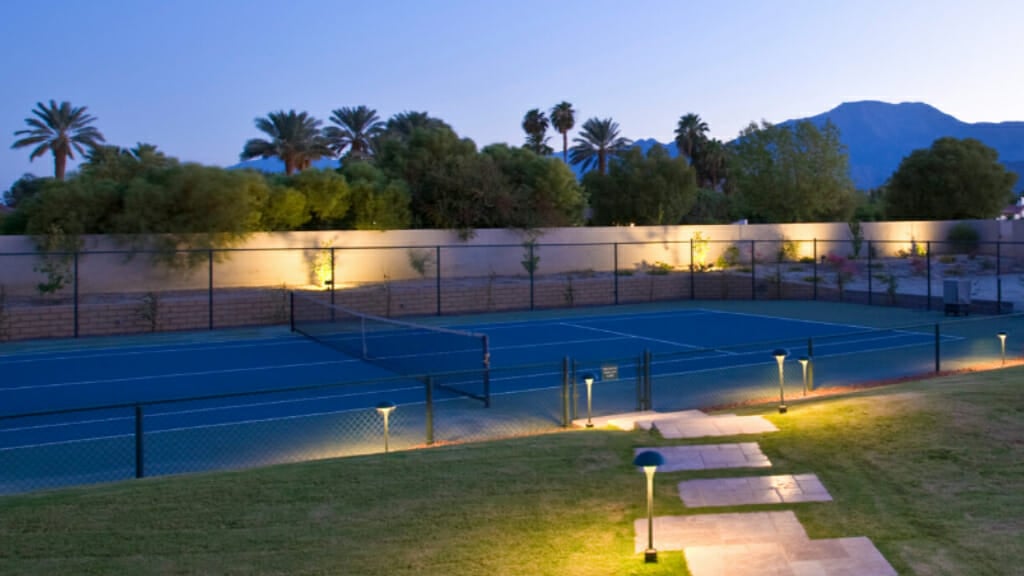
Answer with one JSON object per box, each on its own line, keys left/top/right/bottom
{"left": 633, "top": 511, "right": 808, "bottom": 553}
{"left": 633, "top": 443, "right": 771, "bottom": 472}
{"left": 684, "top": 537, "right": 897, "bottom": 576}
{"left": 609, "top": 410, "right": 897, "bottom": 574}
{"left": 678, "top": 473, "right": 832, "bottom": 507}
{"left": 574, "top": 409, "right": 778, "bottom": 438}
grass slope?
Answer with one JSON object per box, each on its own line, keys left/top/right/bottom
{"left": 1, "top": 369, "right": 1022, "bottom": 575}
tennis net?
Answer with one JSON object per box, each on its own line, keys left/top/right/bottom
{"left": 290, "top": 292, "right": 491, "bottom": 406}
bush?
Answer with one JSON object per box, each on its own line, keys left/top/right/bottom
{"left": 947, "top": 223, "right": 980, "bottom": 255}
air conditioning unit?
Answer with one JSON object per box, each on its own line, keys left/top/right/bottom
{"left": 943, "top": 279, "right": 971, "bottom": 316}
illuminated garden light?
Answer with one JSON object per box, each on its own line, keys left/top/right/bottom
{"left": 798, "top": 356, "right": 809, "bottom": 396}
{"left": 583, "top": 373, "right": 595, "bottom": 428}
{"left": 773, "top": 349, "right": 789, "bottom": 414}
{"left": 375, "top": 401, "right": 396, "bottom": 453}
{"left": 997, "top": 331, "right": 1007, "bottom": 366}
{"left": 632, "top": 450, "right": 665, "bottom": 563}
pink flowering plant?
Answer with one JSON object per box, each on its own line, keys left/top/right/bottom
{"left": 824, "top": 253, "right": 859, "bottom": 294}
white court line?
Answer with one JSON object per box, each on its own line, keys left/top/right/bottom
{"left": 0, "top": 415, "right": 130, "bottom": 433}
{"left": 0, "top": 337, "right": 311, "bottom": 365}
{"left": 693, "top": 307, "right": 889, "bottom": 332}
{"left": 0, "top": 433, "right": 134, "bottom": 452}
{"left": 1, "top": 359, "right": 357, "bottom": 392}
{"left": 457, "top": 309, "right": 713, "bottom": 331}
{"left": 560, "top": 322, "right": 709, "bottom": 351}
{"left": 652, "top": 339, "right": 946, "bottom": 379}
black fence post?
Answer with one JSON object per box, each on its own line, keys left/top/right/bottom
{"left": 425, "top": 377, "right": 434, "bottom": 445}
{"left": 561, "top": 357, "right": 570, "bottom": 427}
{"left": 329, "top": 247, "right": 336, "bottom": 308}
{"left": 529, "top": 243, "right": 535, "bottom": 311}
{"left": 926, "top": 242, "right": 932, "bottom": 311}
{"left": 73, "top": 250, "right": 80, "bottom": 338}
{"left": 934, "top": 323, "right": 941, "bottom": 373}
{"left": 750, "top": 240, "right": 756, "bottom": 300}
{"left": 996, "top": 241, "right": 1003, "bottom": 313}
{"left": 570, "top": 360, "right": 578, "bottom": 420}
{"left": 644, "top": 349, "right": 653, "bottom": 410}
{"left": 208, "top": 249, "right": 214, "bottom": 330}
{"left": 813, "top": 239, "right": 818, "bottom": 300}
{"left": 867, "top": 240, "right": 873, "bottom": 305}
{"left": 613, "top": 243, "right": 619, "bottom": 305}
{"left": 807, "top": 337, "right": 815, "bottom": 391}
{"left": 289, "top": 292, "right": 295, "bottom": 332}
{"left": 435, "top": 245, "right": 442, "bottom": 316}
{"left": 689, "top": 240, "right": 695, "bottom": 300}
{"left": 134, "top": 405, "right": 145, "bottom": 479}
{"left": 636, "top": 353, "right": 644, "bottom": 410}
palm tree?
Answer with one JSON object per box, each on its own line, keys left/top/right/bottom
{"left": 240, "top": 110, "right": 328, "bottom": 175}
{"left": 696, "top": 138, "right": 729, "bottom": 190}
{"left": 674, "top": 113, "right": 709, "bottom": 163}
{"left": 383, "top": 111, "right": 448, "bottom": 140}
{"left": 550, "top": 101, "right": 575, "bottom": 163}
{"left": 12, "top": 100, "right": 106, "bottom": 180}
{"left": 569, "top": 117, "right": 632, "bottom": 174}
{"left": 521, "top": 109, "right": 552, "bottom": 155}
{"left": 324, "top": 105, "right": 383, "bottom": 160}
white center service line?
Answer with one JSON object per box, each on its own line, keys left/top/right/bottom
{"left": 559, "top": 322, "right": 704, "bottom": 350}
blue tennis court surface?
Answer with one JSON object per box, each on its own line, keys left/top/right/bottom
{"left": 0, "top": 307, "right": 945, "bottom": 453}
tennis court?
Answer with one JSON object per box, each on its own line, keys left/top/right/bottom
{"left": 0, "top": 298, "right": 1015, "bottom": 493}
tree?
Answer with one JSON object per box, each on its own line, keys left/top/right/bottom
{"left": 885, "top": 137, "right": 1017, "bottom": 220}
{"left": 375, "top": 122, "right": 506, "bottom": 231}
{"left": 113, "top": 165, "right": 269, "bottom": 266}
{"left": 482, "top": 144, "right": 584, "bottom": 227}
{"left": 521, "top": 109, "right": 552, "bottom": 155}
{"left": 287, "top": 169, "right": 351, "bottom": 229}
{"left": 550, "top": 101, "right": 576, "bottom": 164}
{"left": 340, "top": 161, "right": 412, "bottom": 230}
{"left": 569, "top": 117, "right": 632, "bottom": 174}
{"left": 382, "top": 111, "right": 450, "bottom": 141}
{"left": 3, "top": 174, "right": 49, "bottom": 208}
{"left": 12, "top": 100, "right": 106, "bottom": 180}
{"left": 729, "top": 120, "right": 857, "bottom": 223}
{"left": 694, "top": 138, "right": 729, "bottom": 191}
{"left": 240, "top": 110, "right": 329, "bottom": 175}
{"left": 324, "top": 106, "right": 383, "bottom": 160}
{"left": 673, "top": 113, "right": 708, "bottom": 163}
{"left": 81, "top": 142, "right": 176, "bottom": 182}
{"left": 585, "top": 146, "right": 697, "bottom": 226}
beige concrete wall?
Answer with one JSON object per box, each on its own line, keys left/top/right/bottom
{"left": 0, "top": 220, "right": 1011, "bottom": 298}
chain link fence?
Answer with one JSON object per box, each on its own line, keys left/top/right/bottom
{"left": 3, "top": 311, "right": 1022, "bottom": 495}
{"left": 2, "top": 237, "right": 1024, "bottom": 341}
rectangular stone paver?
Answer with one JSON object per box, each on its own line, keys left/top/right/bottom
{"left": 684, "top": 537, "right": 897, "bottom": 576}
{"left": 633, "top": 443, "right": 771, "bottom": 472}
{"left": 573, "top": 410, "right": 707, "bottom": 430}
{"left": 654, "top": 415, "right": 778, "bottom": 438}
{"left": 633, "top": 511, "right": 809, "bottom": 554}
{"left": 678, "top": 474, "right": 832, "bottom": 507}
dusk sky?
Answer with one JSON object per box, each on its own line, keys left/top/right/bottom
{"left": 2, "top": 0, "right": 1022, "bottom": 192}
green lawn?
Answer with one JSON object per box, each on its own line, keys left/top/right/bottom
{"left": 1, "top": 368, "right": 1022, "bottom": 575}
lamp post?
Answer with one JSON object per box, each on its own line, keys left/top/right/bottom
{"left": 997, "top": 331, "right": 1007, "bottom": 366}
{"left": 375, "top": 401, "right": 396, "bottom": 453}
{"left": 798, "top": 356, "right": 809, "bottom": 396}
{"left": 773, "top": 349, "right": 788, "bottom": 413}
{"left": 583, "top": 373, "right": 595, "bottom": 428}
{"left": 632, "top": 450, "right": 665, "bottom": 563}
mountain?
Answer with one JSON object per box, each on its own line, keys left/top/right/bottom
{"left": 229, "top": 157, "right": 341, "bottom": 173}
{"left": 790, "top": 101, "right": 1024, "bottom": 191}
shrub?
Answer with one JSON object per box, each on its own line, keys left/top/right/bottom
{"left": 716, "top": 245, "right": 741, "bottom": 269}
{"left": 947, "top": 223, "right": 980, "bottom": 255}
{"left": 647, "top": 261, "right": 673, "bottom": 275}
